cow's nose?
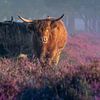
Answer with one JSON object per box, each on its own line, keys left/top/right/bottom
{"left": 41, "top": 36, "right": 48, "bottom": 43}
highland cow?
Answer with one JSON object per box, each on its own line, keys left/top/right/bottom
{"left": 19, "top": 14, "right": 68, "bottom": 66}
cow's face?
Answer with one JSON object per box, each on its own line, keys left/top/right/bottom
{"left": 28, "top": 20, "right": 51, "bottom": 45}
{"left": 18, "top": 14, "right": 64, "bottom": 45}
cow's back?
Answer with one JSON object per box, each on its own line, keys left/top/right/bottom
{"left": 0, "top": 21, "right": 33, "bottom": 56}
{"left": 50, "top": 20, "right": 67, "bottom": 50}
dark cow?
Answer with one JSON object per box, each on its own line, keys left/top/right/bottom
{"left": 0, "top": 19, "right": 33, "bottom": 57}
{"left": 18, "top": 14, "right": 68, "bottom": 66}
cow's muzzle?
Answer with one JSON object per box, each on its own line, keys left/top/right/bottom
{"left": 40, "top": 36, "right": 48, "bottom": 44}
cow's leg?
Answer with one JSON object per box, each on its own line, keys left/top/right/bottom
{"left": 40, "top": 47, "right": 47, "bottom": 66}
{"left": 52, "top": 50, "right": 61, "bottom": 66}
{"left": 40, "top": 53, "right": 45, "bottom": 64}
{"left": 33, "top": 55, "right": 38, "bottom": 64}
{"left": 31, "top": 49, "right": 38, "bottom": 65}
{"left": 47, "top": 49, "right": 57, "bottom": 66}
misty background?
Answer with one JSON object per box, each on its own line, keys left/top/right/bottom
{"left": 0, "top": 0, "right": 100, "bottom": 34}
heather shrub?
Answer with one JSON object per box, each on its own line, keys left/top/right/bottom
{"left": 0, "top": 33, "right": 99, "bottom": 100}
{"left": 0, "top": 56, "right": 99, "bottom": 100}
{"left": 16, "top": 74, "right": 93, "bottom": 100}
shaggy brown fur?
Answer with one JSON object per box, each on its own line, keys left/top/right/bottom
{"left": 19, "top": 15, "right": 68, "bottom": 66}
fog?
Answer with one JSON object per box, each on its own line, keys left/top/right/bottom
{"left": 0, "top": 0, "right": 69, "bottom": 19}
{"left": 0, "top": 0, "right": 100, "bottom": 34}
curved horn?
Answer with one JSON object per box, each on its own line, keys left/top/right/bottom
{"left": 18, "top": 16, "right": 33, "bottom": 23}
{"left": 53, "top": 14, "right": 64, "bottom": 22}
